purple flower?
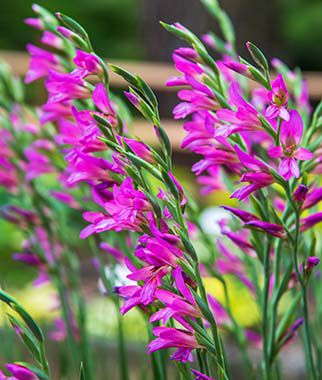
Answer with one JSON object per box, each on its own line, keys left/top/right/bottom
{"left": 268, "top": 110, "right": 314, "bottom": 180}
{"left": 293, "top": 184, "right": 309, "bottom": 203}
{"left": 278, "top": 318, "right": 304, "bottom": 349}
{"left": 306, "top": 256, "right": 320, "bottom": 271}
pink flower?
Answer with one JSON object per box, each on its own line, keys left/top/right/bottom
{"left": 73, "top": 50, "right": 102, "bottom": 77}
{"left": 24, "top": 17, "right": 44, "bottom": 30}
{"left": 41, "top": 31, "right": 63, "bottom": 50}
{"left": 50, "top": 191, "right": 80, "bottom": 209}
{"left": 231, "top": 146, "right": 274, "bottom": 200}
{"left": 216, "top": 83, "right": 262, "bottom": 138}
{"left": 265, "top": 74, "right": 290, "bottom": 120}
{"left": 24, "top": 139, "right": 55, "bottom": 180}
{"left": 80, "top": 178, "right": 151, "bottom": 238}
{"left": 123, "top": 138, "right": 154, "bottom": 163}
{"left": 221, "top": 225, "right": 255, "bottom": 257}
{"left": 148, "top": 326, "right": 200, "bottom": 363}
{"left": 216, "top": 241, "right": 255, "bottom": 292}
{"left": 46, "top": 70, "right": 90, "bottom": 104}
{"left": 268, "top": 110, "right": 314, "bottom": 180}
{"left": 25, "top": 44, "right": 60, "bottom": 84}
{"left": 224, "top": 61, "right": 252, "bottom": 79}
{"left": 4, "top": 364, "right": 37, "bottom": 380}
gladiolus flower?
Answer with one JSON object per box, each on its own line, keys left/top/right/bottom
{"left": 148, "top": 326, "right": 200, "bottom": 363}
{"left": 4, "top": 364, "right": 37, "bottom": 380}
{"left": 268, "top": 110, "right": 314, "bottom": 180}
{"left": 245, "top": 220, "right": 285, "bottom": 238}
{"left": 293, "top": 184, "right": 309, "bottom": 203}
{"left": 265, "top": 74, "right": 290, "bottom": 120}
{"left": 191, "top": 369, "right": 215, "bottom": 380}
{"left": 231, "top": 146, "right": 274, "bottom": 200}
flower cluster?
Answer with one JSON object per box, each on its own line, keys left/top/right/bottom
{"left": 0, "top": 2, "right": 322, "bottom": 380}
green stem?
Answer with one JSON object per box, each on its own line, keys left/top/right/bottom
{"left": 116, "top": 298, "right": 130, "bottom": 380}
{"left": 292, "top": 213, "right": 316, "bottom": 380}
{"left": 262, "top": 239, "right": 272, "bottom": 380}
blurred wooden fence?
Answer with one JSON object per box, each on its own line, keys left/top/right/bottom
{"left": 1, "top": 50, "right": 322, "bottom": 150}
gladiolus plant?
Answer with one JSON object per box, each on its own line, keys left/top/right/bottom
{"left": 0, "top": 1, "right": 322, "bottom": 379}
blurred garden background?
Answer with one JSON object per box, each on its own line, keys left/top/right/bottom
{"left": 0, "top": 1, "right": 322, "bottom": 378}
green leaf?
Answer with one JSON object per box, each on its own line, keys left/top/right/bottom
{"left": 56, "top": 13, "right": 88, "bottom": 39}
{"left": 7, "top": 314, "right": 41, "bottom": 362}
{"left": 109, "top": 64, "right": 139, "bottom": 88}
{"left": 246, "top": 41, "right": 269, "bottom": 73}
{"left": 0, "top": 289, "right": 43, "bottom": 342}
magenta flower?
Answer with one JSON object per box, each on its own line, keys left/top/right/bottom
{"left": 66, "top": 150, "right": 119, "bottom": 186}
{"left": 150, "top": 266, "right": 199, "bottom": 323}
{"left": 148, "top": 326, "right": 200, "bottom": 363}
{"left": 46, "top": 70, "right": 90, "bottom": 104}
{"left": 123, "top": 138, "right": 154, "bottom": 163}
{"left": 41, "top": 31, "right": 63, "bottom": 50}
{"left": 221, "top": 225, "right": 255, "bottom": 256}
{"left": 136, "top": 234, "right": 183, "bottom": 268}
{"left": 216, "top": 241, "right": 255, "bottom": 292}
{"left": 93, "top": 83, "right": 115, "bottom": 113}
{"left": 293, "top": 184, "right": 309, "bottom": 203}
{"left": 231, "top": 146, "right": 274, "bottom": 200}
{"left": 191, "top": 369, "right": 215, "bottom": 380}
{"left": 216, "top": 83, "right": 262, "bottom": 138}
{"left": 303, "top": 187, "right": 322, "bottom": 209}
{"left": 278, "top": 318, "right": 304, "bottom": 349}
{"left": 265, "top": 74, "right": 290, "bottom": 120}
{"left": 50, "top": 191, "right": 80, "bottom": 209}
{"left": 4, "top": 364, "right": 37, "bottom": 380}
{"left": 245, "top": 220, "right": 286, "bottom": 238}
{"left": 25, "top": 44, "right": 60, "bottom": 83}
{"left": 150, "top": 288, "right": 200, "bottom": 324}
{"left": 73, "top": 50, "right": 102, "bottom": 77}
{"left": 268, "top": 110, "right": 314, "bottom": 180}
{"left": 24, "top": 17, "right": 44, "bottom": 30}
{"left": 224, "top": 61, "right": 252, "bottom": 79}
{"left": 300, "top": 212, "right": 322, "bottom": 231}
{"left": 222, "top": 205, "right": 259, "bottom": 223}
{"left": 24, "top": 139, "right": 55, "bottom": 180}
{"left": 207, "top": 294, "right": 230, "bottom": 326}
{"left": 80, "top": 178, "right": 151, "bottom": 238}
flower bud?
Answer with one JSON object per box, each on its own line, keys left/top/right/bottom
{"left": 293, "top": 184, "right": 309, "bottom": 203}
